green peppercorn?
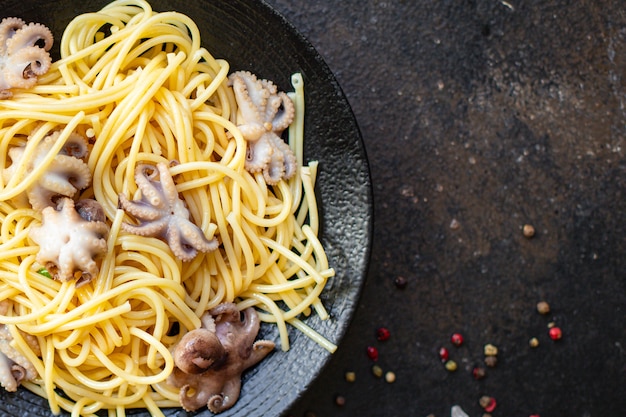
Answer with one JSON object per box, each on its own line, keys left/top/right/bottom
{"left": 445, "top": 360, "right": 458, "bottom": 371}
{"left": 372, "top": 364, "right": 383, "bottom": 378}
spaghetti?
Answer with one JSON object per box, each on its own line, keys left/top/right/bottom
{"left": 0, "top": 0, "right": 335, "bottom": 415}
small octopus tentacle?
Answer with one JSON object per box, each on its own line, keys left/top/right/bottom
{"left": 118, "top": 193, "right": 164, "bottom": 222}
{"left": 245, "top": 340, "right": 276, "bottom": 368}
{"left": 0, "top": 324, "right": 38, "bottom": 389}
{"left": 209, "top": 302, "right": 241, "bottom": 318}
{"left": 166, "top": 222, "right": 198, "bottom": 262}
{"left": 180, "top": 384, "right": 212, "bottom": 412}
{"left": 27, "top": 155, "right": 92, "bottom": 211}
{"left": 230, "top": 71, "right": 270, "bottom": 123}
{"left": 10, "top": 363, "right": 26, "bottom": 386}
{"left": 60, "top": 132, "right": 89, "bottom": 159}
{"left": 234, "top": 308, "right": 263, "bottom": 356}
{"left": 207, "top": 394, "right": 227, "bottom": 414}
{"left": 263, "top": 139, "right": 286, "bottom": 184}
{"left": 154, "top": 162, "right": 180, "bottom": 207}
{"left": 209, "top": 378, "right": 241, "bottom": 414}
{"left": 134, "top": 164, "right": 167, "bottom": 209}
{"left": 3, "top": 46, "right": 51, "bottom": 90}
{"left": 0, "top": 353, "right": 19, "bottom": 392}
{"left": 50, "top": 154, "right": 93, "bottom": 188}
{"left": 259, "top": 77, "right": 278, "bottom": 95}
{"left": 270, "top": 92, "right": 296, "bottom": 133}
{"left": 0, "top": 17, "right": 25, "bottom": 55}
{"left": 120, "top": 215, "right": 169, "bottom": 236}
{"left": 268, "top": 133, "right": 297, "bottom": 179}
{"left": 245, "top": 135, "right": 273, "bottom": 173}
{"left": 166, "top": 218, "right": 219, "bottom": 262}
{"left": 5, "top": 22, "right": 53, "bottom": 54}
{"left": 8, "top": 44, "right": 51, "bottom": 74}
{"left": 264, "top": 94, "right": 283, "bottom": 126}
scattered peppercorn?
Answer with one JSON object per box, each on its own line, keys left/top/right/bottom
{"left": 484, "top": 356, "right": 497, "bottom": 368}
{"left": 445, "top": 360, "right": 458, "bottom": 371}
{"left": 479, "top": 396, "right": 497, "bottom": 412}
{"left": 482, "top": 414, "right": 492, "bottom": 417}
{"left": 547, "top": 321, "right": 556, "bottom": 328}
{"left": 479, "top": 396, "right": 491, "bottom": 408}
{"left": 376, "top": 327, "right": 390, "bottom": 341}
{"left": 394, "top": 276, "right": 408, "bottom": 289}
{"left": 472, "top": 366, "right": 486, "bottom": 380}
{"left": 451, "top": 333, "right": 464, "bottom": 346}
{"left": 484, "top": 344, "right": 498, "bottom": 356}
{"left": 335, "top": 395, "right": 346, "bottom": 407}
{"left": 372, "top": 364, "right": 383, "bottom": 378}
{"left": 523, "top": 224, "right": 535, "bottom": 238}
{"left": 536, "top": 301, "right": 550, "bottom": 315}
{"left": 438, "top": 346, "right": 449, "bottom": 362}
{"left": 529, "top": 337, "right": 539, "bottom": 348}
{"left": 549, "top": 326, "right": 562, "bottom": 340}
{"left": 366, "top": 346, "right": 379, "bottom": 361}
{"left": 345, "top": 371, "right": 356, "bottom": 382}
{"left": 385, "top": 371, "right": 396, "bottom": 383}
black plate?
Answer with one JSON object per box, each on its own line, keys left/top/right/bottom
{"left": 0, "top": 0, "right": 372, "bottom": 416}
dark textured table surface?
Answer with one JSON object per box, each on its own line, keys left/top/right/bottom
{"left": 264, "top": 1, "right": 626, "bottom": 416}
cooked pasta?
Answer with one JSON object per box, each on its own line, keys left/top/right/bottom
{"left": 0, "top": 0, "right": 335, "bottom": 415}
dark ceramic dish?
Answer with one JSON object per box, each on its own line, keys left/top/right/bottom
{"left": 0, "top": 0, "right": 372, "bottom": 416}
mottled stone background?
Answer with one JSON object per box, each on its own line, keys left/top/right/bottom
{"left": 265, "top": 0, "right": 626, "bottom": 416}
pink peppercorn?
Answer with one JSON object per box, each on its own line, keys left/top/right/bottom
{"left": 376, "top": 327, "right": 390, "bottom": 341}
{"left": 479, "top": 396, "right": 496, "bottom": 413}
{"left": 366, "top": 346, "right": 379, "bottom": 361}
{"left": 451, "top": 333, "right": 464, "bottom": 346}
{"left": 438, "top": 347, "right": 449, "bottom": 362}
{"left": 549, "top": 327, "right": 562, "bottom": 340}
{"left": 485, "top": 397, "right": 497, "bottom": 412}
{"left": 394, "top": 276, "right": 408, "bottom": 289}
{"left": 472, "top": 366, "right": 486, "bottom": 380}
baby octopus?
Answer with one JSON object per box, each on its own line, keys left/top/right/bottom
{"left": 118, "top": 162, "right": 218, "bottom": 262}
{"left": 0, "top": 17, "right": 53, "bottom": 98}
{"left": 228, "top": 71, "right": 297, "bottom": 184}
{"left": 2, "top": 129, "right": 91, "bottom": 211}
{"left": 29, "top": 198, "right": 109, "bottom": 286}
{"left": 0, "top": 300, "right": 39, "bottom": 392}
{"left": 168, "top": 303, "right": 275, "bottom": 413}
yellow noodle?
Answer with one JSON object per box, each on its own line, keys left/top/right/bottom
{"left": 0, "top": 0, "right": 336, "bottom": 415}
{"left": 288, "top": 317, "right": 337, "bottom": 353}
